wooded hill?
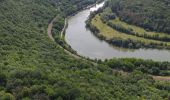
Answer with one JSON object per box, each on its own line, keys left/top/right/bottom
{"left": 0, "top": 0, "right": 170, "bottom": 99}
{"left": 108, "top": 0, "right": 170, "bottom": 33}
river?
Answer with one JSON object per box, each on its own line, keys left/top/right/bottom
{"left": 65, "top": 1, "right": 170, "bottom": 62}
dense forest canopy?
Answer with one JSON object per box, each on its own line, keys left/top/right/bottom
{"left": 0, "top": 0, "right": 170, "bottom": 99}
{"left": 108, "top": 0, "right": 170, "bottom": 33}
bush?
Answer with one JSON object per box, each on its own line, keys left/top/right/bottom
{"left": 103, "top": 58, "right": 170, "bottom": 76}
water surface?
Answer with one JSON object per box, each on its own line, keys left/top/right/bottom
{"left": 65, "top": 2, "right": 170, "bottom": 62}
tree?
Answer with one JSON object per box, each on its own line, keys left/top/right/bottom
{"left": 0, "top": 73, "right": 7, "bottom": 87}
{"left": 0, "top": 91, "right": 15, "bottom": 100}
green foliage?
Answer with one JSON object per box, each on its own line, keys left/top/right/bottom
{"left": 0, "top": 91, "right": 15, "bottom": 100}
{"left": 107, "top": 21, "right": 170, "bottom": 42}
{"left": 0, "top": 0, "right": 170, "bottom": 99}
{"left": 103, "top": 58, "right": 170, "bottom": 76}
{"left": 87, "top": 0, "right": 170, "bottom": 49}
{"left": 108, "top": 0, "right": 170, "bottom": 34}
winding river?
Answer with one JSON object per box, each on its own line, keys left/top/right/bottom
{"left": 65, "top": 2, "right": 170, "bottom": 62}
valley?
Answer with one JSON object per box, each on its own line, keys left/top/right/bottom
{"left": 0, "top": 0, "right": 170, "bottom": 99}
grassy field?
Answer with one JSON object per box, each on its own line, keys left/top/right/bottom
{"left": 111, "top": 18, "right": 170, "bottom": 39}
{"left": 91, "top": 14, "right": 170, "bottom": 46}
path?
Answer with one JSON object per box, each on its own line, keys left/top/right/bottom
{"left": 60, "top": 18, "right": 67, "bottom": 38}
{"left": 152, "top": 76, "right": 170, "bottom": 81}
{"left": 47, "top": 17, "right": 56, "bottom": 41}
{"left": 47, "top": 16, "right": 81, "bottom": 59}
{"left": 47, "top": 16, "right": 170, "bottom": 82}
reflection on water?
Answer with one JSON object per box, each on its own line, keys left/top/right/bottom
{"left": 65, "top": 2, "right": 170, "bottom": 62}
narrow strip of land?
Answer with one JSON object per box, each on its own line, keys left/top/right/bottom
{"left": 60, "top": 18, "right": 67, "bottom": 38}
{"left": 47, "top": 16, "right": 170, "bottom": 82}
{"left": 113, "top": 69, "right": 170, "bottom": 82}
{"left": 152, "top": 76, "right": 170, "bottom": 81}
{"left": 47, "top": 16, "right": 80, "bottom": 59}
{"left": 47, "top": 17, "right": 56, "bottom": 41}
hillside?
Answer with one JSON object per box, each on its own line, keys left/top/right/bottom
{"left": 0, "top": 0, "right": 170, "bottom": 99}
{"left": 108, "top": 0, "right": 170, "bottom": 33}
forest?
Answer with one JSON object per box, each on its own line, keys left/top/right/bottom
{"left": 0, "top": 0, "right": 170, "bottom": 99}
{"left": 87, "top": 0, "right": 170, "bottom": 49}
{"left": 108, "top": 0, "right": 170, "bottom": 33}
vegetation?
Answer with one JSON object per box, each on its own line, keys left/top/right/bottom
{"left": 89, "top": 15, "right": 170, "bottom": 49}
{"left": 107, "top": 21, "right": 170, "bottom": 42}
{"left": 108, "top": 0, "right": 170, "bottom": 34}
{"left": 110, "top": 18, "right": 170, "bottom": 42}
{"left": 0, "top": 0, "right": 170, "bottom": 99}
{"left": 87, "top": 0, "right": 170, "bottom": 49}
{"left": 51, "top": 17, "right": 78, "bottom": 54}
{"left": 103, "top": 58, "right": 170, "bottom": 76}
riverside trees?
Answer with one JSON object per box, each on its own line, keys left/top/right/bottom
{"left": 0, "top": 0, "right": 170, "bottom": 99}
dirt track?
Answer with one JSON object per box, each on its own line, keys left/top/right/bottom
{"left": 47, "top": 16, "right": 170, "bottom": 82}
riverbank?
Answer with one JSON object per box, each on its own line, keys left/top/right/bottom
{"left": 47, "top": 12, "right": 170, "bottom": 82}
{"left": 3, "top": 0, "right": 170, "bottom": 99}
{"left": 87, "top": 12, "right": 170, "bottom": 49}
{"left": 60, "top": 18, "right": 68, "bottom": 38}
{"left": 47, "top": 1, "right": 106, "bottom": 62}
{"left": 47, "top": 16, "right": 81, "bottom": 59}
{"left": 64, "top": 0, "right": 170, "bottom": 62}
